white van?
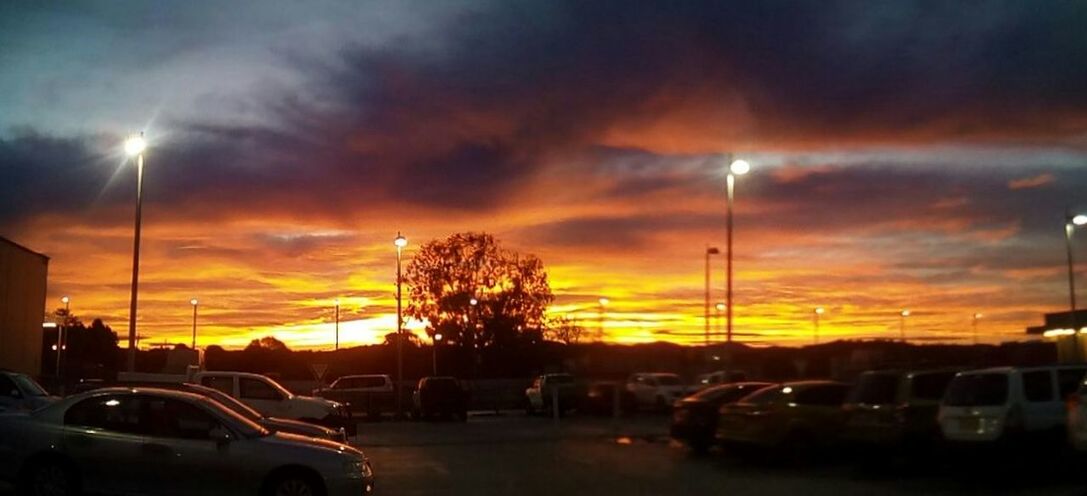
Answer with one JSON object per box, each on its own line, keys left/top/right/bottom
{"left": 939, "top": 366, "right": 1087, "bottom": 443}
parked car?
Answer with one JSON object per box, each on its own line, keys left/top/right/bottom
{"left": 671, "top": 382, "right": 770, "bottom": 452}
{"left": 313, "top": 374, "right": 395, "bottom": 418}
{"left": 193, "top": 371, "right": 351, "bottom": 432}
{"left": 525, "top": 373, "right": 578, "bottom": 415}
{"left": 412, "top": 376, "right": 468, "bottom": 420}
{"left": 939, "top": 365, "right": 1087, "bottom": 445}
{"left": 580, "top": 381, "right": 636, "bottom": 416}
{"left": 99, "top": 381, "right": 349, "bottom": 442}
{"left": 842, "top": 369, "right": 958, "bottom": 450}
{"left": 695, "top": 370, "right": 748, "bottom": 388}
{"left": 626, "top": 373, "right": 689, "bottom": 410}
{"left": 0, "top": 370, "right": 59, "bottom": 413}
{"left": 1070, "top": 376, "right": 1087, "bottom": 451}
{"left": 0, "top": 387, "right": 374, "bottom": 496}
{"left": 716, "top": 381, "right": 851, "bottom": 456}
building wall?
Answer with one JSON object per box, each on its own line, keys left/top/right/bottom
{"left": 0, "top": 238, "right": 49, "bottom": 375}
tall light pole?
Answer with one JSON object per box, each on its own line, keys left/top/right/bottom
{"left": 972, "top": 313, "right": 982, "bottom": 345}
{"left": 334, "top": 298, "right": 340, "bottom": 351}
{"left": 704, "top": 246, "right": 720, "bottom": 347}
{"left": 813, "top": 307, "right": 825, "bottom": 345}
{"left": 899, "top": 309, "right": 910, "bottom": 342}
{"left": 189, "top": 298, "right": 199, "bottom": 349}
{"left": 726, "top": 157, "right": 751, "bottom": 344}
{"left": 469, "top": 297, "right": 479, "bottom": 377}
{"left": 1065, "top": 212, "right": 1086, "bottom": 361}
{"left": 598, "top": 297, "right": 609, "bottom": 340}
{"left": 394, "top": 232, "right": 408, "bottom": 418}
{"left": 124, "top": 133, "right": 146, "bottom": 372}
{"left": 57, "top": 296, "right": 70, "bottom": 378}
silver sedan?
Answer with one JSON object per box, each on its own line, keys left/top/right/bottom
{"left": 0, "top": 387, "right": 374, "bottom": 496}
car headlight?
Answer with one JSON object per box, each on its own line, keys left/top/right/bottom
{"left": 344, "top": 459, "right": 372, "bottom": 479}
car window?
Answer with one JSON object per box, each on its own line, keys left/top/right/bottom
{"left": 1022, "top": 370, "right": 1054, "bottom": 402}
{"left": 693, "top": 383, "right": 770, "bottom": 403}
{"left": 197, "top": 387, "right": 263, "bottom": 422}
{"left": 201, "top": 376, "right": 234, "bottom": 395}
{"left": 739, "top": 385, "right": 785, "bottom": 405}
{"left": 240, "top": 378, "right": 283, "bottom": 401}
{"left": 847, "top": 373, "right": 900, "bottom": 405}
{"left": 945, "top": 374, "right": 1008, "bottom": 406}
{"left": 358, "top": 377, "right": 388, "bottom": 388}
{"left": 64, "top": 395, "right": 145, "bottom": 435}
{"left": 796, "top": 385, "right": 849, "bottom": 406}
{"left": 0, "top": 375, "right": 18, "bottom": 398}
{"left": 1057, "top": 369, "right": 1087, "bottom": 398}
{"left": 333, "top": 378, "right": 355, "bottom": 389}
{"left": 145, "top": 397, "right": 221, "bottom": 440}
{"left": 910, "top": 372, "right": 956, "bottom": 401}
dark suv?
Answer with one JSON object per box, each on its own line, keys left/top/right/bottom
{"left": 413, "top": 376, "right": 468, "bottom": 421}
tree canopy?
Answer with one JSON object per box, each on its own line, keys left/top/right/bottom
{"left": 405, "top": 232, "right": 553, "bottom": 349}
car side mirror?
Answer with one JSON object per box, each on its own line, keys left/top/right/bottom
{"left": 210, "top": 426, "right": 233, "bottom": 445}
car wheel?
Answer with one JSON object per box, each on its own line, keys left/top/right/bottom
{"left": 265, "top": 472, "right": 325, "bottom": 496}
{"left": 20, "top": 459, "right": 79, "bottom": 496}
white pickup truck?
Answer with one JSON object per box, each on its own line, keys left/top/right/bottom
{"left": 118, "top": 370, "right": 351, "bottom": 432}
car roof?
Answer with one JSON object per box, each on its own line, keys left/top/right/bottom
{"left": 780, "top": 380, "right": 848, "bottom": 388}
{"left": 956, "top": 365, "right": 1087, "bottom": 376}
{"left": 339, "top": 374, "right": 390, "bottom": 379}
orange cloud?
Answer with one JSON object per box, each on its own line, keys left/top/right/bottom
{"left": 1008, "top": 173, "right": 1055, "bottom": 190}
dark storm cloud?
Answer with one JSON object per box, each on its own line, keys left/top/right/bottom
{"left": 3, "top": 0, "right": 1087, "bottom": 227}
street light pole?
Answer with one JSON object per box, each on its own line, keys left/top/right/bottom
{"left": 57, "top": 296, "right": 70, "bottom": 378}
{"left": 190, "top": 299, "right": 198, "bottom": 349}
{"left": 814, "top": 307, "right": 824, "bottom": 345}
{"left": 726, "top": 157, "right": 750, "bottom": 345}
{"left": 334, "top": 299, "right": 340, "bottom": 351}
{"left": 124, "top": 133, "right": 146, "bottom": 373}
{"left": 899, "top": 309, "right": 910, "bottom": 342}
{"left": 715, "top": 302, "right": 725, "bottom": 341}
{"left": 394, "top": 232, "right": 408, "bottom": 418}
{"left": 433, "top": 333, "right": 442, "bottom": 375}
{"left": 705, "top": 246, "right": 720, "bottom": 347}
{"left": 1065, "top": 212, "right": 1087, "bottom": 361}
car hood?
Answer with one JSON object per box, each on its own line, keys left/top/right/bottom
{"left": 263, "top": 417, "right": 338, "bottom": 437}
{"left": 294, "top": 395, "right": 342, "bottom": 408}
{"left": 266, "top": 431, "right": 364, "bottom": 457}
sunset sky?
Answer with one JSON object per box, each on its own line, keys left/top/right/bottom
{"left": 2, "top": 1, "right": 1086, "bottom": 349}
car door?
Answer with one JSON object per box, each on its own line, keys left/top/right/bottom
{"left": 142, "top": 396, "right": 250, "bottom": 496}
{"left": 239, "top": 376, "right": 289, "bottom": 417}
{"left": 61, "top": 394, "right": 151, "bottom": 495}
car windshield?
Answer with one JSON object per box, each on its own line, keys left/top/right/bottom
{"left": 654, "top": 375, "right": 682, "bottom": 386}
{"left": 197, "top": 396, "right": 270, "bottom": 438}
{"left": 199, "top": 386, "right": 264, "bottom": 422}
{"left": 944, "top": 373, "right": 1009, "bottom": 407}
{"left": 848, "top": 373, "right": 900, "bottom": 404}
{"left": 12, "top": 374, "right": 49, "bottom": 397}
{"left": 738, "top": 385, "right": 786, "bottom": 405}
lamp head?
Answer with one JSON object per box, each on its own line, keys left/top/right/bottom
{"left": 715, "top": 303, "right": 726, "bottom": 311}
{"left": 1073, "top": 214, "right": 1087, "bottom": 226}
{"left": 815, "top": 307, "right": 824, "bottom": 315}
{"left": 124, "top": 134, "right": 146, "bottom": 156}
{"left": 599, "top": 297, "right": 609, "bottom": 307}
{"left": 901, "top": 310, "right": 910, "bottom": 317}
{"left": 729, "top": 159, "right": 751, "bottom": 176}
{"left": 60, "top": 296, "right": 70, "bottom": 305}
{"left": 190, "top": 298, "right": 198, "bottom": 306}
{"left": 394, "top": 232, "right": 408, "bottom": 248}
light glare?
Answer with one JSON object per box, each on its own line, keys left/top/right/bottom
{"left": 729, "top": 159, "right": 751, "bottom": 175}
{"left": 1073, "top": 214, "right": 1087, "bottom": 226}
{"left": 124, "top": 135, "right": 146, "bottom": 156}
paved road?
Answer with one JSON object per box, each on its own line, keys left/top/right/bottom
{"left": 4, "top": 413, "right": 1085, "bottom": 495}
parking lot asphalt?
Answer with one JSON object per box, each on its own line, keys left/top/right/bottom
{"left": 4, "top": 413, "right": 1085, "bottom": 495}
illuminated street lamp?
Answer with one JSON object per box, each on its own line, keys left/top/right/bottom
{"left": 1065, "top": 212, "right": 1086, "bottom": 361}
{"left": 394, "top": 232, "right": 407, "bottom": 418}
{"left": 190, "top": 298, "right": 199, "bottom": 349}
{"left": 726, "top": 157, "right": 751, "bottom": 344}
{"left": 124, "top": 133, "right": 147, "bottom": 372}
{"left": 57, "top": 296, "right": 70, "bottom": 378}
{"left": 813, "top": 307, "right": 825, "bottom": 345}
{"left": 899, "top": 309, "right": 910, "bottom": 342}
{"left": 704, "top": 246, "right": 720, "bottom": 346}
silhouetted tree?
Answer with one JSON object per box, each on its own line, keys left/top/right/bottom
{"left": 405, "top": 232, "right": 553, "bottom": 350}
{"left": 382, "top": 331, "right": 420, "bottom": 347}
{"left": 245, "top": 336, "right": 290, "bottom": 352}
{"left": 545, "top": 316, "right": 584, "bottom": 345}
